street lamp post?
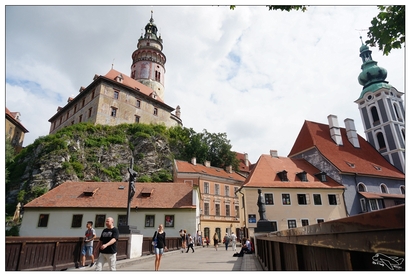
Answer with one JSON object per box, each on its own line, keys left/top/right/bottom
{"left": 119, "top": 157, "right": 139, "bottom": 234}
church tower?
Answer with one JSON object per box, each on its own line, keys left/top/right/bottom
{"left": 354, "top": 37, "right": 405, "bottom": 173}
{"left": 130, "top": 11, "right": 166, "bottom": 100}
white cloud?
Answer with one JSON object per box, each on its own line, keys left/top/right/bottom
{"left": 4, "top": 5, "right": 405, "bottom": 163}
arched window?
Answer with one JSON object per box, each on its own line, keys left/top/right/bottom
{"left": 376, "top": 132, "right": 386, "bottom": 149}
{"left": 371, "top": 106, "right": 380, "bottom": 124}
{"left": 357, "top": 183, "right": 367, "bottom": 192}
{"left": 393, "top": 103, "right": 402, "bottom": 121}
{"left": 400, "top": 185, "right": 405, "bottom": 195}
{"left": 401, "top": 128, "right": 405, "bottom": 140}
{"left": 380, "top": 184, "right": 388, "bottom": 194}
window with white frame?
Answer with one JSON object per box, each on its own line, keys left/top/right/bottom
{"left": 225, "top": 204, "right": 230, "bottom": 216}
{"left": 215, "top": 204, "right": 220, "bottom": 216}
{"left": 297, "top": 194, "right": 308, "bottom": 205}
{"left": 282, "top": 194, "right": 291, "bottom": 205}
{"left": 215, "top": 184, "right": 220, "bottom": 195}
{"left": 301, "top": 219, "right": 309, "bottom": 226}
{"left": 313, "top": 194, "right": 322, "bottom": 205}
{"left": 380, "top": 183, "right": 388, "bottom": 194}
{"left": 204, "top": 182, "right": 209, "bottom": 194}
{"left": 328, "top": 194, "right": 338, "bottom": 205}
{"left": 265, "top": 193, "right": 274, "bottom": 205}
{"left": 357, "top": 183, "right": 367, "bottom": 192}
{"left": 287, "top": 219, "right": 297, "bottom": 229}
{"left": 369, "top": 199, "right": 379, "bottom": 211}
{"left": 204, "top": 202, "right": 210, "bottom": 215}
{"left": 360, "top": 198, "right": 367, "bottom": 212}
{"left": 317, "top": 219, "right": 324, "bottom": 224}
{"left": 234, "top": 187, "right": 238, "bottom": 197}
{"left": 225, "top": 185, "right": 229, "bottom": 196}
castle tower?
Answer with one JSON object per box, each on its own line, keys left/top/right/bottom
{"left": 130, "top": 11, "right": 166, "bottom": 100}
{"left": 354, "top": 37, "right": 405, "bottom": 173}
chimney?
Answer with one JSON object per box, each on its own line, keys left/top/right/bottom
{"left": 344, "top": 118, "right": 360, "bottom": 148}
{"left": 191, "top": 157, "right": 196, "bottom": 166}
{"left": 225, "top": 165, "right": 232, "bottom": 174}
{"left": 244, "top": 153, "right": 249, "bottom": 167}
{"left": 204, "top": 161, "right": 210, "bottom": 167}
{"left": 327, "top": 114, "right": 343, "bottom": 146}
{"left": 270, "top": 150, "right": 278, "bottom": 158}
{"left": 79, "top": 86, "right": 85, "bottom": 92}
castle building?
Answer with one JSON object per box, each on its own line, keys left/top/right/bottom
{"left": 5, "top": 107, "right": 29, "bottom": 153}
{"left": 355, "top": 38, "right": 405, "bottom": 173}
{"left": 48, "top": 12, "right": 181, "bottom": 134}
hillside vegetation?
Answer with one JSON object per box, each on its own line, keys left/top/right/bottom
{"left": 5, "top": 123, "right": 239, "bottom": 213}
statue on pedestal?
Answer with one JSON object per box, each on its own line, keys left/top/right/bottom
{"left": 257, "top": 189, "right": 267, "bottom": 221}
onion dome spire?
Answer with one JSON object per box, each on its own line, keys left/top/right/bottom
{"left": 357, "top": 36, "right": 390, "bottom": 99}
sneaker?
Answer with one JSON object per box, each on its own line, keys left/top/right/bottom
{"left": 78, "top": 266, "right": 86, "bottom": 269}
{"left": 89, "top": 262, "right": 95, "bottom": 268}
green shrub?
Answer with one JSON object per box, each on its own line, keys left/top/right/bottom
{"left": 6, "top": 226, "right": 20, "bottom": 236}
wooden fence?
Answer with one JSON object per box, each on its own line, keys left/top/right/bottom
{"left": 254, "top": 204, "right": 405, "bottom": 271}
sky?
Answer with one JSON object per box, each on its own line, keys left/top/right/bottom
{"left": 3, "top": 2, "right": 406, "bottom": 164}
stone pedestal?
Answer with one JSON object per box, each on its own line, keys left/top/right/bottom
{"left": 254, "top": 220, "right": 276, "bottom": 233}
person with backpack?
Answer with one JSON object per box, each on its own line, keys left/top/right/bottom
{"left": 223, "top": 233, "right": 230, "bottom": 250}
{"left": 186, "top": 233, "right": 194, "bottom": 253}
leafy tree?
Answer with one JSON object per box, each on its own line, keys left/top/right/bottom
{"left": 5, "top": 137, "right": 15, "bottom": 185}
{"left": 365, "top": 5, "right": 405, "bottom": 55}
{"left": 230, "top": 5, "right": 307, "bottom": 12}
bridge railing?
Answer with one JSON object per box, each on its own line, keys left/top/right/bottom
{"left": 254, "top": 204, "right": 405, "bottom": 271}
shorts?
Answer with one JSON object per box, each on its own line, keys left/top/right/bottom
{"left": 154, "top": 247, "right": 164, "bottom": 255}
{"left": 82, "top": 245, "right": 93, "bottom": 256}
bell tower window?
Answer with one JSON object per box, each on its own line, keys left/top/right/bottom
{"left": 371, "top": 106, "right": 380, "bottom": 125}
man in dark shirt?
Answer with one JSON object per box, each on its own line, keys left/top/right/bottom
{"left": 95, "top": 217, "right": 119, "bottom": 271}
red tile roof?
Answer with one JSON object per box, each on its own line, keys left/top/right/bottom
{"left": 103, "top": 69, "right": 164, "bottom": 103}
{"left": 243, "top": 155, "right": 344, "bottom": 189}
{"left": 359, "top": 191, "right": 405, "bottom": 199}
{"left": 288, "top": 120, "right": 404, "bottom": 179}
{"left": 5, "top": 107, "right": 29, "bottom": 133}
{"left": 235, "top": 152, "right": 252, "bottom": 173}
{"left": 174, "top": 160, "right": 246, "bottom": 182}
{"left": 24, "top": 181, "right": 194, "bottom": 209}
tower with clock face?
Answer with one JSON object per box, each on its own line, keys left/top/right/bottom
{"left": 131, "top": 11, "right": 166, "bottom": 100}
{"left": 355, "top": 38, "right": 405, "bottom": 173}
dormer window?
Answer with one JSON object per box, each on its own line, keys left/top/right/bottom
{"left": 83, "top": 188, "right": 99, "bottom": 197}
{"left": 115, "top": 74, "right": 123, "bottom": 83}
{"left": 345, "top": 161, "right": 355, "bottom": 168}
{"left": 277, "top": 170, "right": 288, "bottom": 181}
{"left": 296, "top": 171, "right": 308, "bottom": 182}
{"left": 141, "top": 188, "right": 153, "bottom": 197}
{"left": 315, "top": 171, "right": 327, "bottom": 182}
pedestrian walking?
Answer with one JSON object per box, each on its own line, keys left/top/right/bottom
{"left": 213, "top": 233, "right": 219, "bottom": 251}
{"left": 180, "top": 229, "right": 187, "bottom": 252}
{"left": 153, "top": 224, "right": 168, "bottom": 271}
{"left": 95, "top": 217, "right": 119, "bottom": 271}
{"left": 79, "top": 221, "right": 96, "bottom": 269}
{"left": 230, "top": 232, "right": 237, "bottom": 252}
{"left": 223, "top": 233, "right": 230, "bottom": 250}
{"left": 186, "top": 234, "right": 195, "bottom": 253}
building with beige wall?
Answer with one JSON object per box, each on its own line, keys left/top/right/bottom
{"left": 48, "top": 12, "right": 182, "bottom": 134}
{"left": 5, "top": 107, "right": 29, "bottom": 153}
{"left": 239, "top": 152, "right": 347, "bottom": 238}
{"left": 174, "top": 158, "right": 246, "bottom": 243}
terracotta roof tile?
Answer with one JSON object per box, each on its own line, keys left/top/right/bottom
{"left": 243, "top": 155, "right": 344, "bottom": 189}
{"left": 175, "top": 160, "right": 246, "bottom": 182}
{"left": 288, "top": 120, "right": 404, "bottom": 179}
{"left": 24, "top": 181, "right": 194, "bottom": 209}
{"left": 5, "top": 107, "right": 29, "bottom": 133}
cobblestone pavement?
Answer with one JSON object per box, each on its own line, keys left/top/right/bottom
{"left": 68, "top": 245, "right": 263, "bottom": 271}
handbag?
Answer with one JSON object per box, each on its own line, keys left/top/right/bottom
{"left": 152, "top": 231, "right": 158, "bottom": 247}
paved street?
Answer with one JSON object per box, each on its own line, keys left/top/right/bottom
{"left": 68, "top": 244, "right": 262, "bottom": 271}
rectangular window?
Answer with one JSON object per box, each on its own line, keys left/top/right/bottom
{"left": 317, "top": 219, "right": 324, "bottom": 224}
{"left": 153, "top": 108, "right": 158, "bottom": 116}
{"left": 313, "top": 194, "right": 322, "bottom": 205}
{"left": 95, "top": 214, "right": 106, "bottom": 228}
{"left": 204, "top": 182, "right": 209, "bottom": 194}
{"left": 111, "top": 107, "right": 117, "bottom": 117}
{"left": 74, "top": 104, "right": 77, "bottom": 113}
{"left": 71, "top": 214, "right": 83, "bottom": 228}
{"left": 114, "top": 91, "right": 119, "bottom": 99}
{"left": 215, "top": 204, "right": 220, "bottom": 216}
{"left": 79, "top": 114, "right": 83, "bottom": 123}
{"left": 360, "top": 198, "right": 367, "bottom": 212}
{"left": 135, "top": 115, "right": 140, "bottom": 123}
{"left": 235, "top": 206, "right": 239, "bottom": 219}
{"left": 301, "top": 219, "right": 309, "bottom": 226}
{"left": 136, "top": 99, "right": 141, "bottom": 108}
{"left": 282, "top": 194, "right": 291, "bottom": 205}
{"left": 66, "top": 112, "right": 70, "bottom": 120}
{"left": 287, "top": 219, "right": 297, "bottom": 229}
{"left": 215, "top": 184, "right": 220, "bottom": 195}
{"left": 328, "top": 194, "right": 338, "bottom": 205}
{"left": 234, "top": 187, "right": 238, "bottom": 197}
{"left": 88, "top": 107, "right": 92, "bottom": 118}
{"left": 165, "top": 215, "right": 174, "bottom": 227}
{"left": 225, "top": 186, "right": 229, "bottom": 196}
{"left": 82, "top": 99, "right": 85, "bottom": 108}
{"left": 369, "top": 199, "right": 379, "bottom": 211}
{"left": 92, "top": 89, "right": 95, "bottom": 99}
{"left": 265, "top": 193, "right": 274, "bottom": 205}
{"left": 145, "top": 215, "right": 155, "bottom": 227}
{"left": 117, "top": 215, "right": 127, "bottom": 227}
{"left": 204, "top": 202, "right": 210, "bottom": 215}
{"left": 225, "top": 204, "right": 230, "bottom": 217}
{"left": 71, "top": 121, "right": 74, "bottom": 125}
{"left": 297, "top": 194, "right": 307, "bottom": 205}
{"left": 38, "top": 214, "right": 49, "bottom": 227}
